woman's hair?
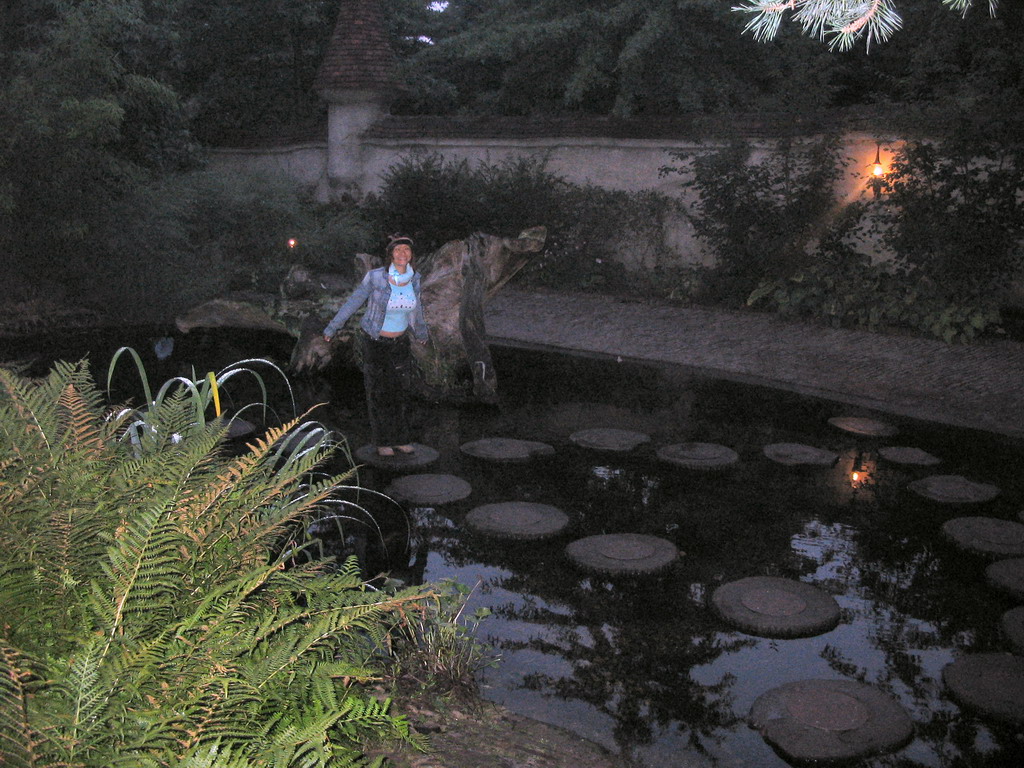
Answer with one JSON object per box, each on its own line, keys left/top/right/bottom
{"left": 386, "top": 235, "right": 414, "bottom": 258}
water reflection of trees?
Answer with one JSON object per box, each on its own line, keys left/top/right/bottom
{"left": 312, "top": 347, "right": 1024, "bottom": 766}
{"left": 408, "top": 451, "right": 851, "bottom": 757}
{"left": 791, "top": 449, "right": 1024, "bottom": 768}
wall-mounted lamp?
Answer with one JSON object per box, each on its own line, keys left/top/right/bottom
{"left": 868, "top": 143, "right": 886, "bottom": 198}
{"left": 872, "top": 144, "right": 885, "bottom": 177}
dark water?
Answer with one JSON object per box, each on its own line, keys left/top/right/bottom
{"left": 5, "top": 329, "right": 1024, "bottom": 767}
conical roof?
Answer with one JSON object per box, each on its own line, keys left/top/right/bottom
{"left": 315, "top": 0, "right": 397, "bottom": 94}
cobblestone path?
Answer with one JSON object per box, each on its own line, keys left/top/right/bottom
{"left": 486, "top": 288, "right": 1024, "bottom": 439}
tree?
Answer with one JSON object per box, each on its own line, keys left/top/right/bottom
{"left": 395, "top": 0, "right": 839, "bottom": 116}
{"left": 0, "top": 0, "right": 196, "bottom": 283}
{"left": 733, "top": 0, "right": 999, "bottom": 51}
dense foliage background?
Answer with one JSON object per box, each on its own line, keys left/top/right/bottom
{"left": 0, "top": 0, "right": 1021, "bottom": 332}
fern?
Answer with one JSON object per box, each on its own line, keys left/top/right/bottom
{"left": 0, "top": 360, "right": 440, "bottom": 767}
{"left": 0, "top": 640, "right": 41, "bottom": 768}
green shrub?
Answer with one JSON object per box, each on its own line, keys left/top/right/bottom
{"left": 877, "top": 133, "right": 1024, "bottom": 295}
{"left": 363, "top": 154, "right": 678, "bottom": 292}
{"left": 90, "top": 170, "right": 374, "bottom": 323}
{"left": 747, "top": 217, "right": 1003, "bottom": 343}
{"left": 0, "top": 358, "right": 436, "bottom": 767}
{"left": 388, "top": 579, "right": 496, "bottom": 697}
{"left": 661, "top": 137, "right": 847, "bottom": 304}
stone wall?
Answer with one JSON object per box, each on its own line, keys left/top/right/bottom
{"left": 207, "top": 129, "right": 891, "bottom": 269}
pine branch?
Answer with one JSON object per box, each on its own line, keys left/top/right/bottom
{"left": 732, "top": 0, "right": 996, "bottom": 49}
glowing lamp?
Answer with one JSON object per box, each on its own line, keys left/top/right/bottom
{"left": 287, "top": 238, "right": 297, "bottom": 249}
{"left": 868, "top": 143, "right": 887, "bottom": 198}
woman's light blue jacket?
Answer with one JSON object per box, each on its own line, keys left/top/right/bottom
{"left": 323, "top": 267, "right": 429, "bottom": 341}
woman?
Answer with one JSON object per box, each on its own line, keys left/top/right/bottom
{"left": 323, "top": 235, "right": 429, "bottom": 457}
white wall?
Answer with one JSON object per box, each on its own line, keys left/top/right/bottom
{"left": 208, "top": 131, "right": 895, "bottom": 269}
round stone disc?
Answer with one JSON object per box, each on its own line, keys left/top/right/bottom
{"left": 1001, "top": 607, "right": 1024, "bottom": 655}
{"left": 222, "top": 416, "right": 257, "bottom": 440}
{"left": 828, "top": 416, "right": 898, "bottom": 437}
{"left": 711, "top": 576, "right": 841, "bottom": 638}
{"left": 460, "top": 437, "right": 555, "bottom": 462}
{"left": 986, "top": 558, "right": 1024, "bottom": 600}
{"left": 355, "top": 443, "right": 439, "bottom": 471}
{"left": 749, "top": 679, "right": 913, "bottom": 763}
{"left": 565, "top": 533, "right": 678, "bottom": 575}
{"left": 657, "top": 442, "right": 739, "bottom": 470}
{"left": 763, "top": 443, "right": 838, "bottom": 467}
{"left": 385, "top": 473, "right": 471, "bottom": 505}
{"left": 569, "top": 428, "right": 650, "bottom": 452}
{"left": 941, "top": 517, "right": 1024, "bottom": 558}
{"left": 910, "top": 475, "right": 1000, "bottom": 504}
{"left": 879, "top": 446, "right": 941, "bottom": 466}
{"left": 465, "top": 502, "right": 569, "bottom": 541}
{"left": 943, "top": 653, "right": 1024, "bottom": 723}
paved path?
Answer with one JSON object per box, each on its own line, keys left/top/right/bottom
{"left": 485, "top": 288, "right": 1024, "bottom": 440}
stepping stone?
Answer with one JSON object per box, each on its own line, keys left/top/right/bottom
{"left": 465, "top": 502, "right": 569, "bottom": 541}
{"left": 460, "top": 437, "right": 554, "bottom": 462}
{"left": 943, "top": 653, "right": 1024, "bottom": 723}
{"left": 565, "top": 533, "right": 678, "bottom": 575}
{"left": 748, "top": 679, "right": 913, "bottom": 763}
{"left": 879, "top": 446, "right": 941, "bottom": 466}
{"left": 763, "top": 442, "right": 838, "bottom": 467}
{"left": 355, "top": 443, "right": 439, "bottom": 471}
{"left": 385, "top": 474, "right": 471, "bottom": 506}
{"left": 657, "top": 442, "right": 739, "bottom": 470}
{"left": 909, "top": 475, "right": 1000, "bottom": 504}
{"left": 941, "top": 517, "right": 1024, "bottom": 558}
{"left": 711, "top": 576, "right": 841, "bottom": 638}
{"left": 987, "top": 559, "right": 1024, "bottom": 600}
{"left": 1002, "top": 607, "right": 1024, "bottom": 655}
{"left": 828, "top": 416, "right": 898, "bottom": 437}
{"left": 222, "top": 416, "right": 257, "bottom": 440}
{"left": 569, "top": 428, "right": 650, "bottom": 452}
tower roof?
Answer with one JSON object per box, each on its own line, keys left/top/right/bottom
{"left": 315, "top": 0, "right": 397, "bottom": 94}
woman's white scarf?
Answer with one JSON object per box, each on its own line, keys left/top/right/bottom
{"left": 388, "top": 264, "right": 414, "bottom": 286}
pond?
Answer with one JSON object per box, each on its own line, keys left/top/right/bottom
{"left": 4, "top": 328, "right": 1023, "bottom": 768}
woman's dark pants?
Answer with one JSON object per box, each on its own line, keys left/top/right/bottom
{"left": 360, "top": 332, "right": 412, "bottom": 447}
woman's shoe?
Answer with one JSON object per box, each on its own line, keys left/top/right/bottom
{"left": 376, "top": 446, "right": 395, "bottom": 457}
{"left": 394, "top": 444, "right": 416, "bottom": 455}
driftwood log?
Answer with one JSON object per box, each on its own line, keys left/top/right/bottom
{"left": 176, "top": 227, "right": 546, "bottom": 401}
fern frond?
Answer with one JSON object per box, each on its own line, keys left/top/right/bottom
{"left": 0, "top": 640, "right": 42, "bottom": 768}
{"left": 57, "top": 380, "right": 109, "bottom": 458}
{"left": 96, "top": 499, "right": 190, "bottom": 641}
